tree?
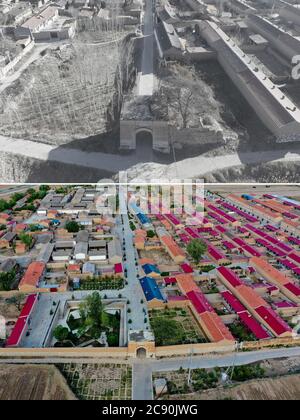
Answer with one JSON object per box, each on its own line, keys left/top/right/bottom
{"left": 147, "top": 230, "right": 155, "bottom": 238}
{"left": 53, "top": 325, "right": 69, "bottom": 342}
{"left": 187, "top": 239, "right": 207, "bottom": 264}
{"left": 0, "top": 270, "right": 16, "bottom": 291}
{"left": 39, "top": 185, "right": 50, "bottom": 192}
{"left": 19, "top": 232, "right": 33, "bottom": 248}
{"left": 65, "top": 221, "right": 80, "bottom": 233}
{"left": 79, "top": 292, "right": 104, "bottom": 338}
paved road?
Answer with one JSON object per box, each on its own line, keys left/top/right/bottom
{"left": 117, "top": 187, "right": 150, "bottom": 330}
{"left": 1, "top": 346, "right": 300, "bottom": 367}
{"left": 0, "top": 185, "right": 31, "bottom": 196}
{"left": 132, "top": 362, "right": 153, "bottom": 400}
{"left": 137, "top": 0, "right": 155, "bottom": 96}
{"left": 1, "top": 346, "right": 300, "bottom": 400}
{"left": 1, "top": 135, "right": 300, "bottom": 179}
{"left": 151, "top": 346, "right": 300, "bottom": 372}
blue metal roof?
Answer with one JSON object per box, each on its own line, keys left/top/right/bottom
{"left": 137, "top": 213, "right": 151, "bottom": 225}
{"left": 139, "top": 277, "right": 164, "bottom": 302}
{"left": 142, "top": 264, "right": 160, "bottom": 275}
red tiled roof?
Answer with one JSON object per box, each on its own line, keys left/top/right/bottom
{"left": 5, "top": 317, "right": 27, "bottom": 347}
{"left": 221, "top": 291, "right": 246, "bottom": 313}
{"left": 289, "top": 252, "right": 300, "bottom": 264}
{"left": 181, "top": 263, "right": 193, "bottom": 274}
{"left": 187, "top": 290, "right": 214, "bottom": 314}
{"left": 255, "top": 306, "right": 292, "bottom": 336}
{"left": 200, "top": 311, "right": 234, "bottom": 343}
{"left": 114, "top": 263, "right": 123, "bottom": 274}
{"left": 238, "top": 311, "right": 270, "bottom": 340}
{"left": 19, "top": 294, "right": 37, "bottom": 318}
{"left": 284, "top": 282, "right": 300, "bottom": 296}
{"left": 217, "top": 266, "right": 244, "bottom": 288}
{"left": 6, "top": 294, "right": 37, "bottom": 347}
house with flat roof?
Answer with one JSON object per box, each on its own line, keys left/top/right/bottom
{"left": 108, "top": 238, "right": 122, "bottom": 264}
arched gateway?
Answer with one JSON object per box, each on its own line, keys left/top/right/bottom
{"left": 136, "top": 347, "right": 147, "bottom": 359}
{"left": 120, "top": 120, "right": 170, "bottom": 153}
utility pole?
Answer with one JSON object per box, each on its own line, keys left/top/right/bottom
{"left": 187, "top": 347, "right": 194, "bottom": 386}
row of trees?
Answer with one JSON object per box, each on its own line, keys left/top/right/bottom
{"left": 0, "top": 185, "right": 50, "bottom": 213}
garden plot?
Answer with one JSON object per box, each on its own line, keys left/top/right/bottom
{"left": 149, "top": 307, "right": 207, "bottom": 346}
{"left": 78, "top": 277, "right": 124, "bottom": 291}
{"left": 153, "top": 363, "right": 265, "bottom": 397}
{"left": 60, "top": 363, "right": 132, "bottom": 400}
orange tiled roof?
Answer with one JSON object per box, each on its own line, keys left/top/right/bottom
{"left": 235, "top": 284, "right": 267, "bottom": 309}
{"left": 176, "top": 273, "right": 198, "bottom": 294}
{"left": 19, "top": 262, "right": 45, "bottom": 288}
{"left": 161, "top": 235, "right": 185, "bottom": 257}
{"left": 252, "top": 204, "right": 282, "bottom": 220}
{"left": 250, "top": 256, "right": 291, "bottom": 286}
{"left": 200, "top": 312, "right": 234, "bottom": 343}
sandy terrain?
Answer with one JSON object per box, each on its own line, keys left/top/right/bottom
{"left": 0, "top": 364, "right": 76, "bottom": 400}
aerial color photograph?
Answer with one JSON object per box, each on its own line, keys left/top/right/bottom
{"left": 0, "top": 0, "right": 300, "bottom": 182}
{"left": 0, "top": 0, "right": 300, "bottom": 406}
{"left": 0, "top": 183, "right": 299, "bottom": 402}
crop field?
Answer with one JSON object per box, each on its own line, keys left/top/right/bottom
{"left": 0, "top": 364, "right": 76, "bottom": 400}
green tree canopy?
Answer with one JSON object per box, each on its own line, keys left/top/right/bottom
{"left": 65, "top": 221, "right": 80, "bottom": 233}
{"left": 18, "top": 232, "right": 33, "bottom": 248}
{"left": 53, "top": 325, "right": 70, "bottom": 342}
{"left": 79, "top": 292, "right": 104, "bottom": 338}
{"left": 187, "top": 239, "right": 207, "bottom": 264}
{"left": 0, "top": 269, "right": 16, "bottom": 291}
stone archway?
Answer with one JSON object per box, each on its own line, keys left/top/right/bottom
{"left": 136, "top": 347, "right": 147, "bottom": 359}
